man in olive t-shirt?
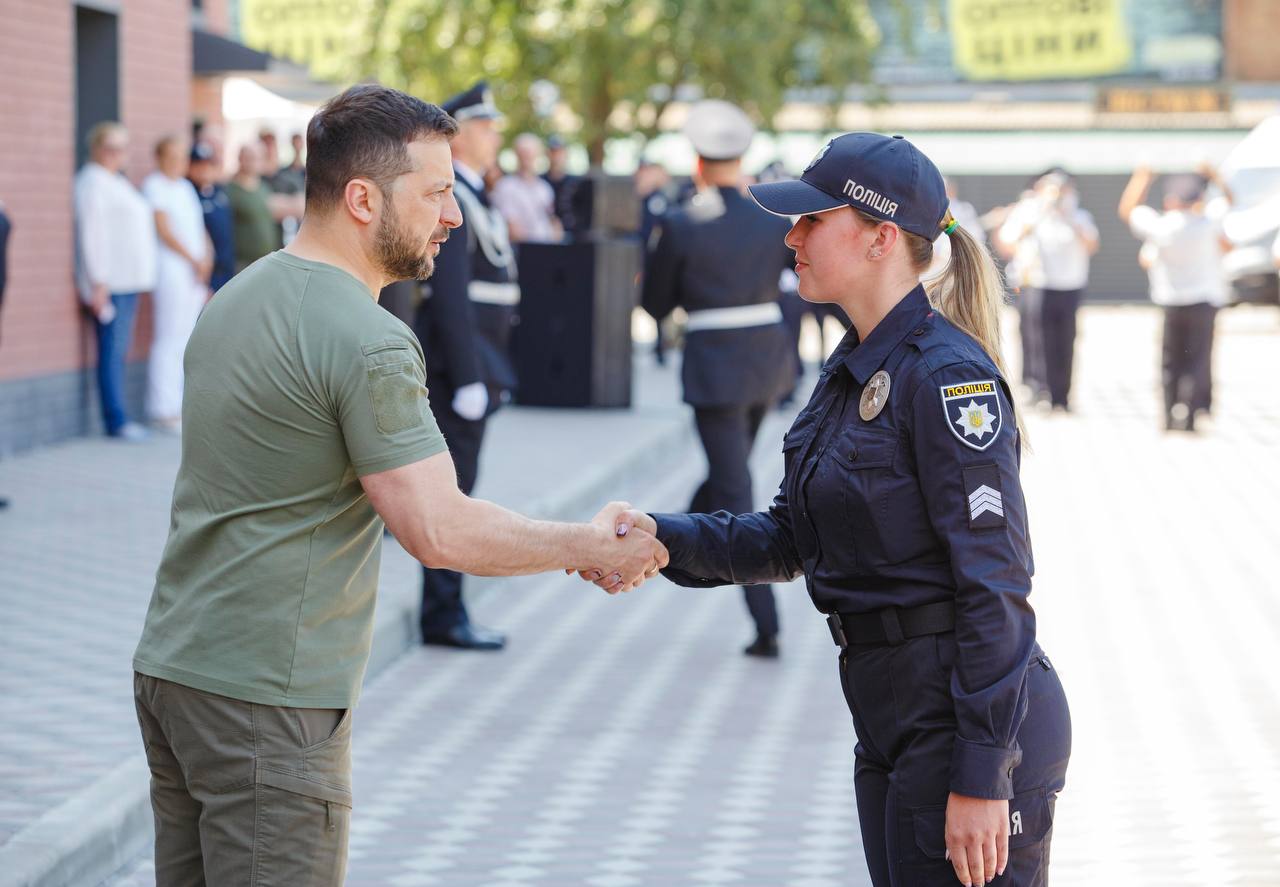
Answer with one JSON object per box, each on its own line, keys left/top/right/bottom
{"left": 227, "top": 142, "right": 295, "bottom": 270}
{"left": 131, "top": 86, "right": 667, "bottom": 887}
{"left": 132, "top": 249, "right": 447, "bottom": 706}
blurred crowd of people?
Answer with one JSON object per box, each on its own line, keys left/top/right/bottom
{"left": 0, "top": 103, "right": 1266, "bottom": 456}
{"left": 630, "top": 157, "right": 1255, "bottom": 435}
{"left": 982, "top": 163, "right": 1237, "bottom": 432}
{"left": 67, "top": 122, "right": 305, "bottom": 441}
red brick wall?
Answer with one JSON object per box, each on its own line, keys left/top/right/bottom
{"left": 202, "top": 0, "right": 231, "bottom": 35}
{"left": 0, "top": 0, "right": 191, "bottom": 384}
{"left": 0, "top": 0, "right": 78, "bottom": 383}
{"left": 121, "top": 0, "right": 191, "bottom": 176}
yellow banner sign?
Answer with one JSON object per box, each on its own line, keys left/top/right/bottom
{"left": 949, "top": 0, "right": 1133, "bottom": 81}
{"left": 239, "top": 0, "right": 366, "bottom": 78}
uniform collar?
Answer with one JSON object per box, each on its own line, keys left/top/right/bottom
{"left": 841, "top": 284, "right": 933, "bottom": 384}
{"left": 453, "top": 161, "right": 485, "bottom": 194}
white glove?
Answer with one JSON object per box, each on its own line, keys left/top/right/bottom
{"left": 451, "top": 382, "right": 489, "bottom": 421}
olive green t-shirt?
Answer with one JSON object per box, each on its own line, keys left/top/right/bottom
{"left": 227, "top": 179, "right": 282, "bottom": 270}
{"left": 133, "top": 251, "right": 447, "bottom": 708}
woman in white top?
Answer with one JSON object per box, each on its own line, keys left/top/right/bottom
{"left": 74, "top": 122, "right": 158, "bottom": 440}
{"left": 143, "top": 136, "right": 212, "bottom": 429}
{"left": 1119, "top": 165, "right": 1232, "bottom": 432}
{"left": 997, "top": 171, "right": 1098, "bottom": 411}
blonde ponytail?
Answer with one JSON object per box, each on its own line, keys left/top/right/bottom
{"left": 852, "top": 209, "right": 1023, "bottom": 443}
{"left": 926, "top": 222, "right": 1009, "bottom": 378}
{"left": 927, "top": 219, "right": 1027, "bottom": 447}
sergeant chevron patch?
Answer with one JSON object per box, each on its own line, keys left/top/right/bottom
{"left": 962, "top": 464, "right": 1006, "bottom": 530}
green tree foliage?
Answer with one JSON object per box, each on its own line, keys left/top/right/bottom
{"left": 359, "top": 0, "right": 881, "bottom": 163}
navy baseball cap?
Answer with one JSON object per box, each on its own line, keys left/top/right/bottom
{"left": 189, "top": 141, "right": 215, "bottom": 163}
{"left": 748, "top": 133, "right": 951, "bottom": 241}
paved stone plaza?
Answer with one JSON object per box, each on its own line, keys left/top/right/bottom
{"left": 3, "top": 305, "right": 1279, "bottom": 886}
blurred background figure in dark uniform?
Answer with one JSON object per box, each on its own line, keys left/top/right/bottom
{"left": 635, "top": 159, "right": 674, "bottom": 364}
{"left": 412, "top": 81, "right": 516, "bottom": 650}
{"left": 641, "top": 100, "right": 795, "bottom": 658}
{"left": 756, "top": 161, "right": 850, "bottom": 406}
{"left": 1119, "top": 164, "right": 1232, "bottom": 432}
{"left": 543, "top": 134, "right": 589, "bottom": 240}
{"left": 188, "top": 142, "right": 235, "bottom": 293}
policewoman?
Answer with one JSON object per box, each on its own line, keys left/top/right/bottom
{"left": 610, "top": 134, "right": 1071, "bottom": 886}
{"left": 641, "top": 100, "right": 796, "bottom": 658}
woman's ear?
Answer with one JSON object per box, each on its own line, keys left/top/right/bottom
{"left": 868, "top": 222, "right": 900, "bottom": 259}
{"left": 865, "top": 220, "right": 896, "bottom": 257}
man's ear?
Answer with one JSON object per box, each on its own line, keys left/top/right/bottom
{"left": 344, "top": 178, "right": 378, "bottom": 225}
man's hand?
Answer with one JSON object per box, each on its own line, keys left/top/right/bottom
{"left": 944, "top": 793, "right": 1009, "bottom": 886}
{"left": 567, "top": 502, "right": 665, "bottom": 592}
{"left": 574, "top": 520, "right": 667, "bottom": 594}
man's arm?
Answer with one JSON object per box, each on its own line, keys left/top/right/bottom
{"left": 267, "top": 192, "right": 305, "bottom": 222}
{"left": 640, "top": 217, "right": 683, "bottom": 322}
{"left": 361, "top": 450, "right": 667, "bottom": 585}
{"left": 1118, "top": 166, "right": 1155, "bottom": 225}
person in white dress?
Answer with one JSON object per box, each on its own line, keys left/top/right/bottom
{"left": 143, "top": 136, "right": 212, "bottom": 429}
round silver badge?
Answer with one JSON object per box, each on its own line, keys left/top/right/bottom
{"left": 859, "top": 370, "right": 891, "bottom": 421}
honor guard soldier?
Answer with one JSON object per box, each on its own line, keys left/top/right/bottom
{"left": 413, "top": 81, "right": 519, "bottom": 650}
{"left": 641, "top": 100, "right": 796, "bottom": 658}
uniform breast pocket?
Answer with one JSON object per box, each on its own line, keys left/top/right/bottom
{"left": 829, "top": 425, "right": 897, "bottom": 529}
{"left": 825, "top": 426, "right": 934, "bottom": 568}
{"left": 781, "top": 409, "right": 818, "bottom": 473}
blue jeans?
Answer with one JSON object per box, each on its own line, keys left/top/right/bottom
{"left": 94, "top": 292, "right": 140, "bottom": 435}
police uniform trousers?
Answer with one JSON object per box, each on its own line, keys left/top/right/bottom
{"left": 690, "top": 403, "right": 779, "bottom": 639}
{"left": 1161, "top": 302, "right": 1217, "bottom": 420}
{"left": 419, "top": 377, "right": 487, "bottom": 639}
{"left": 841, "top": 634, "right": 1070, "bottom": 886}
{"left": 1016, "top": 287, "right": 1046, "bottom": 399}
{"left": 1037, "top": 287, "right": 1082, "bottom": 409}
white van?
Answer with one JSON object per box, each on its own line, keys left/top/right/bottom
{"left": 1219, "top": 116, "right": 1280, "bottom": 305}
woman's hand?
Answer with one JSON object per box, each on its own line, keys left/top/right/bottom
{"left": 566, "top": 502, "right": 662, "bottom": 591}
{"left": 944, "top": 792, "right": 1008, "bottom": 886}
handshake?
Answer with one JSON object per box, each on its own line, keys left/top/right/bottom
{"left": 567, "top": 502, "right": 668, "bottom": 595}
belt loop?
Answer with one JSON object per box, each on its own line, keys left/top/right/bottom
{"left": 827, "top": 613, "right": 848, "bottom": 649}
{"left": 879, "top": 608, "right": 905, "bottom": 645}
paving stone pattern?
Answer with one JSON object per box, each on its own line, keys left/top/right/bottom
{"left": 8, "top": 305, "right": 1280, "bottom": 886}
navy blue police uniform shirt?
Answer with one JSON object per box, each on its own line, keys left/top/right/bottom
{"left": 195, "top": 182, "right": 235, "bottom": 292}
{"left": 654, "top": 284, "right": 1038, "bottom": 800}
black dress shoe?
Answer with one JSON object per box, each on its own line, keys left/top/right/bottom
{"left": 423, "top": 622, "right": 507, "bottom": 651}
{"left": 743, "top": 635, "right": 779, "bottom": 658}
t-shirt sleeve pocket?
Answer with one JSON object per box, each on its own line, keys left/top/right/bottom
{"left": 362, "top": 341, "right": 427, "bottom": 435}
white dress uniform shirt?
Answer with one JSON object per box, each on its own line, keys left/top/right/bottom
{"left": 1129, "top": 205, "right": 1227, "bottom": 307}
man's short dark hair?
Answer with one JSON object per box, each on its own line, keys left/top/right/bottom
{"left": 305, "top": 84, "right": 458, "bottom": 211}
